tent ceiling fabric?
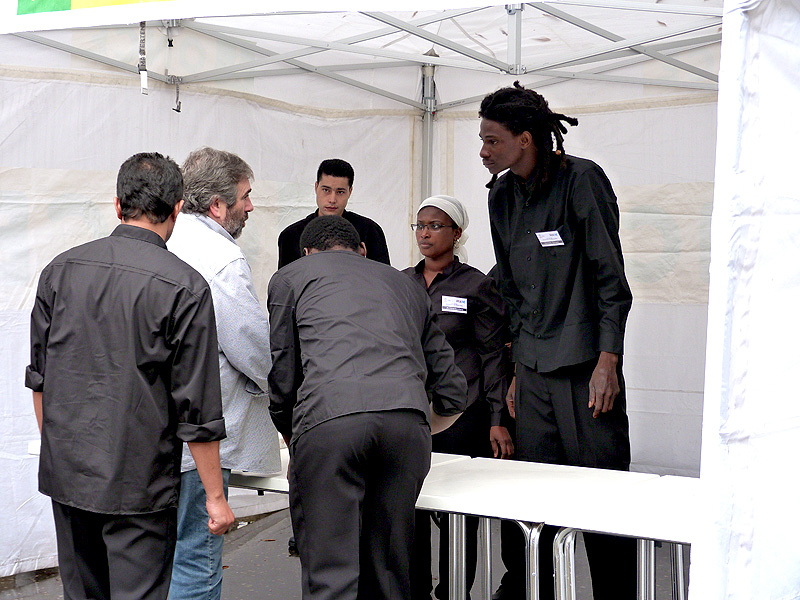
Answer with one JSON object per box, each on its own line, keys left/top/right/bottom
{"left": 7, "top": 1, "right": 722, "bottom": 111}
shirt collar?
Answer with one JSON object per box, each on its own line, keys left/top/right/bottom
{"left": 111, "top": 223, "right": 167, "bottom": 249}
{"left": 412, "top": 256, "right": 461, "bottom": 277}
{"left": 311, "top": 208, "right": 350, "bottom": 219}
{"left": 194, "top": 213, "right": 238, "bottom": 245}
{"left": 513, "top": 171, "right": 536, "bottom": 194}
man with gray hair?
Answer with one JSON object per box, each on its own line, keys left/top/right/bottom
{"left": 167, "top": 147, "right": 281, "bottom": 600}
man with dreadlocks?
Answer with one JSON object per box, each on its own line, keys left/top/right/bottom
{"left": 479, "top": 82, "right": 635, "bottom": 600}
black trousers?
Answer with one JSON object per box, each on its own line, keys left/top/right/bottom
{"left": 51, "top": 500, "right": 177, "bottom": 600}
{"left": 411, "top": 399, "right": 492, "bottom": 600}
{"left": 506, "top": 359, "right": 637, "bottom": 600}
{"left": 289, "top": 409, "right": 432, "bottom": 600}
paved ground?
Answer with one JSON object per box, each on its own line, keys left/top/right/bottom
{"left": 1, "top": 490, "right": 689, "bottom": 600}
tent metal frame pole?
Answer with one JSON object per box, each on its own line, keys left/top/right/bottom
{"left": 533, "top": 0, "right": 722, "bottom": 17}
{"left": 529, "top": 2, "right": 718, "bottom": 82}
{"left": 507, "top": 4, "right": 524, "bottom": 75}
{"left": 185, "top": 25, "right": 426, "bottom": 109}
{"left": 420, "top": 63, "right": 436, "bottom": 202}
{"left": 12, "top": 32, "right": 169, "bottom": 83}
{"left": 196, "top": 60, "right": 419, "bottom": 82}
{"left": 532, "top": 69, "right": 717, "bottom": 89}
{"left": 169, "top": 8, "right": 486, "bottom": 82}
{"left": 184, "top": 21, "right": 497, "bottom": 73}
{"left": 361, "top": 11, "right": 507, "bottom": 72}
{"left": 436, "top": 38, "right": 720, "bottom": 110}
{"left": 527, "top": 20, "right": 721, "bottom": 73}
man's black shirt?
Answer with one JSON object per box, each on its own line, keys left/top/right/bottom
{"left": 277, "top": 209, "right": 391, "bottom": 268}
{"left": 26, "top": 224, "right": 225, "bottom": 514}
{"left": 488, "top": 155, "right": 632, "bottom": 373}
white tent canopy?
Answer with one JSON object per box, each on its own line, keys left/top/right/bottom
{"left": 1, "top": 0, "right": 722, "bottom": 585}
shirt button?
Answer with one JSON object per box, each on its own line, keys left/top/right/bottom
{"left": 533, "top": 309, "right": 538, "bottom": 315}
{"left": 526, "top": 229, "right": 531, "bottom": 234}
{"left": 531, "top": 283, "right": 536, "bottom": 289}
{"left": 526, "top": 256, "right": 531, "bottom": 262}
{"left": 536, "top": 334, "right": 542, "bottom": 339}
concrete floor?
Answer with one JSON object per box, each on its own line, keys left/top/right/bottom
{"left": 0, "top": 489, "right": 689, "bottom": 600}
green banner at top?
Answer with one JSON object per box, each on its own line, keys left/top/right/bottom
{"left": 18, "top": 0, "right": 71, "bottom": 13}
{"left": 18, "top": 0, "right": 168, "bottom": 16}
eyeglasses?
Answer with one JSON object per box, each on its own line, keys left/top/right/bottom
{"left": 410, "top": 222, "right": 456, "bottom": 232}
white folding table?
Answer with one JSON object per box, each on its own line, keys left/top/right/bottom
{"left": 415, "top": 456, "right": 662, "bottom": 600}
{"left": 230, "top": 452, "right": 697, "bottom": 600}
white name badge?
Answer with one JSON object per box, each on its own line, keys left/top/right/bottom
{"left": 535, "top": 230, "right": 564, "bottom": 247}
{"left": 441, "top": 295, "right": 468, "bottom": 314}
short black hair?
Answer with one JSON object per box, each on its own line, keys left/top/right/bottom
{"left": 317, "top": 159, "right": 354, "bottom": 188}
{"left": 479, "top": 82, "right": 578, "bottom": 191}
{"left": 116, "top": 152, "right": 183, "bottom": 224}
{"left": 300, "top": 215, "right": 361, "bottom": 253}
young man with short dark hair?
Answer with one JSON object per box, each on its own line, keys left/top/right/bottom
{"left": 276, "top": 158, "right": 391, "bottom": 267}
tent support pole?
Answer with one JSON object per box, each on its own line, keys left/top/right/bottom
{"left": 507, "top": 4, "right": 524, "bottom": 75}
{"left": 421, "top": 63, "right": 436, "bottom": 202}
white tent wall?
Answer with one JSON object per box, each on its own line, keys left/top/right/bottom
{"left": 689, "top": 1, "right": 800, "bottom": 598}
{"left": 0, "top": 4, "right": 721, "bottom": 579}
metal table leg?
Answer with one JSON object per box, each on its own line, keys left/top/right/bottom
{"left": 514, "top": 521, "right": 543, "bottom": 600}
{"left": 553, "top": 528, "right": 578, "bottom": 600}
{"left": 449, "top": 513, "right": 467, "bottom": 600}
{"left": 637, "top": 539, "right": 655, "bottom": 600}
{"left": 481, "top": 518, "right": 492, "bottom": 600}
{"left": 670, "top": 543, "right": 686, "bottom": 600}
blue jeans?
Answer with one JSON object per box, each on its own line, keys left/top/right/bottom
{"left": 169, "top": 468, "right": 231, "bottom": 600}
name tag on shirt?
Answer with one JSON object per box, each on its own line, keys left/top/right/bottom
{"left": 441, "top": 295, "right": 468, "bottom": 314}
{"left": 536, "top": 230, "right": 564, "bottom": 247}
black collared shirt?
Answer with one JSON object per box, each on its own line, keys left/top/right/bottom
{"left": 488, "top": 155, "right": 632, "bottom": 373}
{"left": 403, "top": 258, "right": 508, "bottom": 426}
{"left": 26, "top": 224, "right": 225, "bottom": 514}
{"left": 267, "top": 250, "right": 467, "bottom": 441}
{"left": 277, "top": 209, "right": 391, "bottom": 268}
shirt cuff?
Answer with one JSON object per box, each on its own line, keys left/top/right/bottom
{"left": 598, "top": 330, "right": 624, "bottom": 355}
{"left": 177, "top": 418, "right": 227, "bottom": 443}
{"left": 25, "top": 366, "right": 44, "bottom": 392}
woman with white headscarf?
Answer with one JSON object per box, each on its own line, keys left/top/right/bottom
{"left": 404, "top": 195, "right": 514, "bottom": 600}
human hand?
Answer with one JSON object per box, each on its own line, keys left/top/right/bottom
{"left": 206, "top": 497, "right": 235, "bottom": 536}
{"left": 588, "top": 352, "right": 620, "bottom": 418}
{"left": 490, "top": 425, "right": 514, "bottom": 459}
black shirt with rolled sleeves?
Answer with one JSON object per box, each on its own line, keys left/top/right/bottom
{"left": 277, "top": 209, "right": 391, "bottom": 268}
{"left": 25, "top": 224, "right": 225, "bottom": 515}
{"left": 403, "top": 257, "right": 508, "bottom": 427}
{"left": 267, "top": 250, "right": 467, "bottom": 442}
{"left": 488, "top": 155, "right": 632, "bottom": 373}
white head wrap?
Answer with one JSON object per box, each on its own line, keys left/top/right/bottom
{"left": 417, "top": 194, "right": 470, "bottom": 260}
{"left": 417, "top": 195, "right": 469, "bottom": 230}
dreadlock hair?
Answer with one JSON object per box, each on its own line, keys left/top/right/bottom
{"left": 479, "top": 81, "right": 578, "bottom": 191}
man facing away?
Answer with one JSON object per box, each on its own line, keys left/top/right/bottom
{"left": 26, "top": 152, "right": 234, "bottom": 600}
{"left": 267, "top": 215, "right": 467, "bottom": 600}
{"left": 166, "top": 147, "right": 281, "bottom": 600}
{"left": 276, "top": 158, "right": 391, "bottom": 267}
{"left": 479, "top": 83, "right": 635, "bottom": 600}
